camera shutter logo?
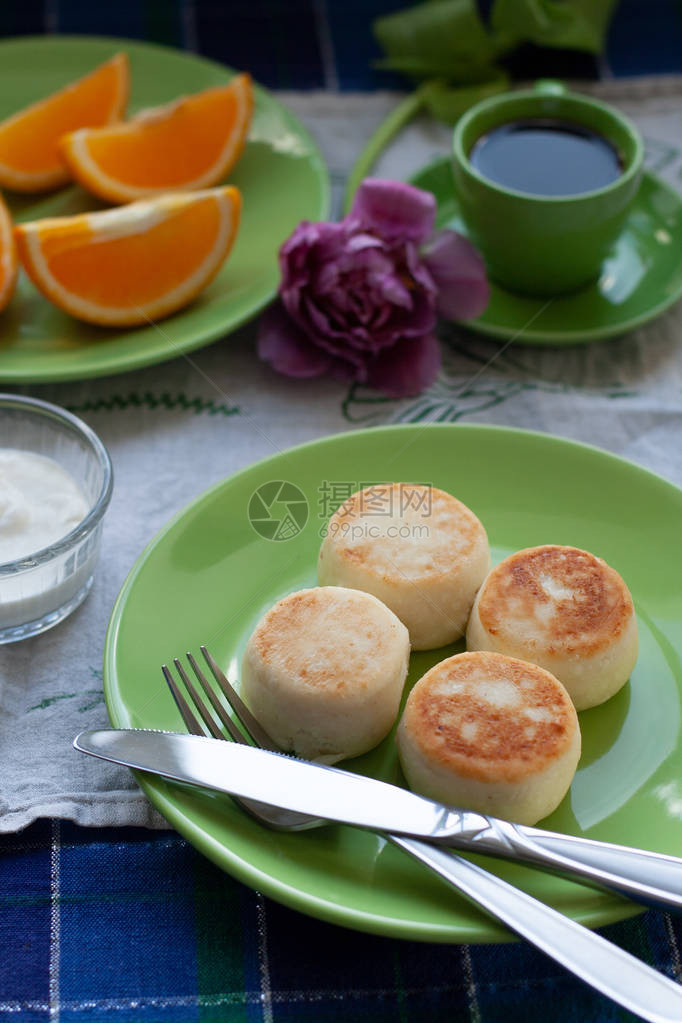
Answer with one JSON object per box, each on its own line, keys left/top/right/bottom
{"left": 248, "top": 481, "right": 309, "bottom": 541}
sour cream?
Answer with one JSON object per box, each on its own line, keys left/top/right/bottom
{"left": 0, "top": 449, "right": 88, "bottom": 563}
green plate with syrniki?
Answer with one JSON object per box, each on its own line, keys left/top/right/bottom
{"left": 104, "top": 423, "right": 682, "bottom": 942}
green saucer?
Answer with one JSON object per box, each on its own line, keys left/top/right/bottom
{"left": 411, "top": 159, "right": 682, "bottom": 346}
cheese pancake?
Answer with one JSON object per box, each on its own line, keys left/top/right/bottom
{"left": 318, "top": 484, "right": 490, "bottom": 650}
{"left": 242, "top": 586, "right": 410, "bottom": 763}
{"left": 397, "top": 651, "right": 580, "bottom": 825}
{"left": 466, "top": 545, "right": 638, "bottom": 710}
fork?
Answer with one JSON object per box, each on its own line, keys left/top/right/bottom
{"left": 162, "top": 647, "right": 682, "bottom": 1023}
{"left": 165, "top": 647, "right": 682, "bottom": 911}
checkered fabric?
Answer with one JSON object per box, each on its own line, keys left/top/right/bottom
{"left": 0, "top": 0, "right": 681, "bottom": 89}
{"left": 0, "top": 820, "right": 679, "bottom": 1022}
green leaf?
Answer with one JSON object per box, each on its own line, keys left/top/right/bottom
{"left": 373, "top": 0, "right": 619, "bottom": 87}
{"left": 373, "top": 54, "right": 496, "bottom": 82}
{"left": 491, "top": 0, "right": 620, "bottom": 55}
{"left": 373, "top": 0, "right": 511, "bottom": 84}
{"left": 420, "top": 72, "right": 510, "bottom": 124}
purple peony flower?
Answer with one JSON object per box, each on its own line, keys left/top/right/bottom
{"left": 258, "top": 178, "right": 489, "bottom": 398}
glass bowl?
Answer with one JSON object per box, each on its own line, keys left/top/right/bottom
{"left": 0, "top": 394, "right": 113, "bottom": 643}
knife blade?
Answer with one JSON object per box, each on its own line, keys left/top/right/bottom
{"left": 74, "top": 728, "right": 682, "bottom": 914}
{"left": 75, "top": 727, "right": 490, "bottom": 840}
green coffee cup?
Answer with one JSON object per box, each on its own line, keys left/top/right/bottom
{"left": 451, "top": 81, "right": 644, "bottom": 296}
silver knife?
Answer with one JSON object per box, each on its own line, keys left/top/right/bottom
{"left": 73, "top": 727, "right": 682, "bottom": 913}
{"left": 75, "top": 727, "right": 682, "bottom": 1023}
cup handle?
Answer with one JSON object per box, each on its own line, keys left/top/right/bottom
{"left": 533, "top": 79, "right": 567, "bottom": 97}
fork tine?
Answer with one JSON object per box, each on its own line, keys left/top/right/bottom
{"left": 162, "top": 650, "right": 325, "bottom": 832}
{"left": 172, "top": 658, "right": 224, "bottom": 740}
{"left": 200, "top": 645, "right": 280, "bottom": 752}
{"left": 162, "top": 664, "right": 205, "bottom": 737}
{"left": 185, "top": 652, "right": 247, "bottom": 745}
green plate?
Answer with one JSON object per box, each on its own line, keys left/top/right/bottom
{"left": 411, "top": 158, "right": 682, "bottom": 346}
{"left": 0, "top": 36, "right": 329, "bottom": 383}
{"left": 104, "top": 424, "right": 682, "bottom": 943}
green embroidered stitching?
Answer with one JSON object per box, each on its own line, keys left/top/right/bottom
{"left": 28, "top": 688, "right": 105, "bottom": 714}
{"left": 67, "top": 392, "right": 241, "bottom": 417}
{"left": 28, "top": 666, "right": 106, "bottom": 714}
{"left": 342, "top": 330, "right": 638, "bottom": 425}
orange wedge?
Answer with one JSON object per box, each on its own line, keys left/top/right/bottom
{"left": 15, "top": 186, "right": 242, "bottom": 327}
{"left": 0, "top": 195, "right": 17, "bottom": 311}
{"left": 61, "top": 73, "right": 253, "bottom": 205}
{"left": 0, "top": 54, "right": 129, "bottom": 194}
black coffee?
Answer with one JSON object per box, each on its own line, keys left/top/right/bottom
{"left": 469, "top": 119, "right": 622, "bottom": 197}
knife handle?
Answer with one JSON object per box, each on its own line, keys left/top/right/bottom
{"left": 391, "top": 835, "right": 682, "bottom": 1023}
{"left": 455, "top": 818, "right": 682, "bottom": 913}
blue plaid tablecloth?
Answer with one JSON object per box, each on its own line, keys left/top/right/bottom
{"left": 2, "top": 820, "right": 680, "bottom": 1022}
{"left": 0, "top": 0, "right": 681, "bottom": 89}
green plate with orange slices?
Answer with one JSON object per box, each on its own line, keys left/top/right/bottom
{"left": 0, "top": 35, "right": 329, "bottom": 383}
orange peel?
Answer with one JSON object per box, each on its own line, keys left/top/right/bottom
{"left": 0, "top": 54, "right": 129, "bottom": 193}
{"left": 0, "top": 195, "right": 17, "bottom": 310}
{"left": 61, "top": 73, "right": 253, "bottom": 204}
{"left": 15, "top": 186, "right": 242, "bottom": 327}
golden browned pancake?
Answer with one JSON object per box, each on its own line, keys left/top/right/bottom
{"left": 397, "top": 651, "right": 581, "bottom": 825}
{"left": 466, "top": 545, "right": 638, "bottom": 710}
{"left": 242, "top": 586, "right": 410, "bottom": 762}
{"left": 317, "top": 484, "right": 490, "bottom": 650}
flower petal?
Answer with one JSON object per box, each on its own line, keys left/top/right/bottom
{"left": 350, "top": 178, "right": 436, "bottom": 244}
{"left": 258, "top": 303, "right": 332, "bottom": 378}
{"left": 345, "top": 231, "right": 386, "bottom": 254}
{"left": 280, "top": 219, "right": 346, "bottom": 263}
{"left": 366, "top": 333, "right": 441, "bottom": 398}
{"left": 421, "top": 230, "right": 490, "bottom": 321}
